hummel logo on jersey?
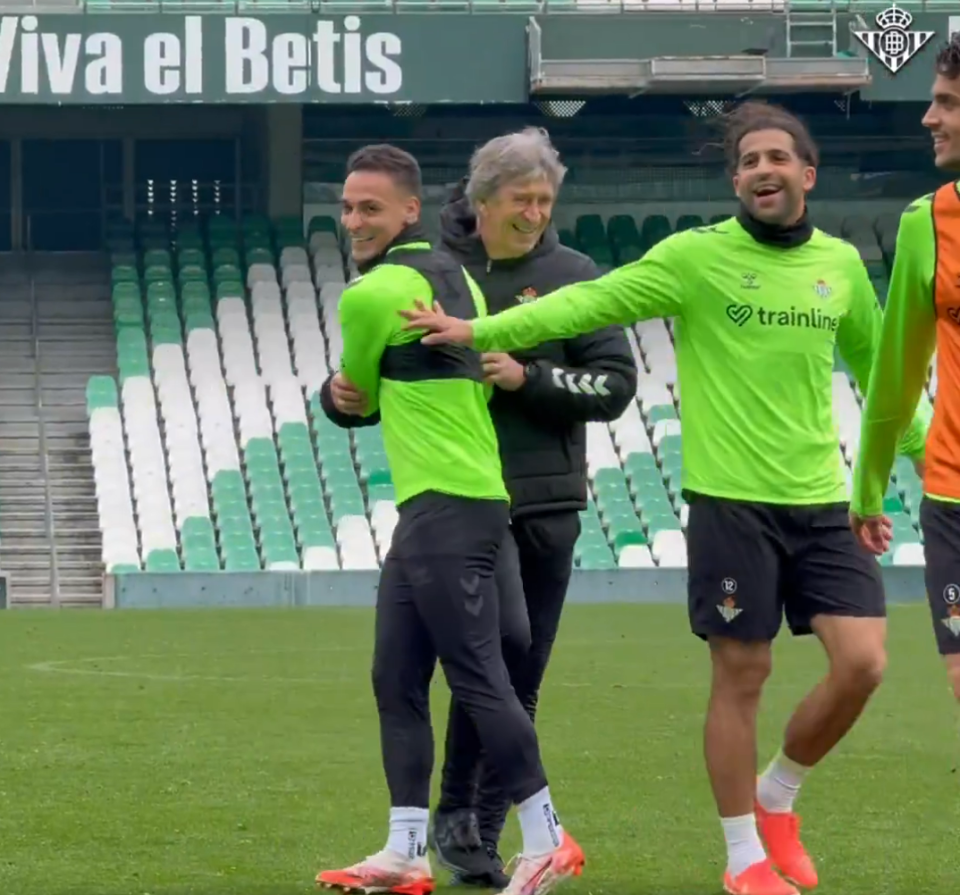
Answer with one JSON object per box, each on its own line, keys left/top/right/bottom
{"left": 740, "top": 272, "right": 760, "bottom": 290}
{"left": 551, "top": 367, "right": 611, "bottom": 396}
{"left": 725, "top": 303, "right": 841, "bottom": 332}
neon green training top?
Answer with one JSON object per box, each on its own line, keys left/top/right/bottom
{"left": 852, "top": 190, "right": 947, "bottom": 517}
{"left": 339, "top": 242, "right": 508, "bottom": 507}
{"left": 470, "top": 218, "right": 928, "bottom": 506}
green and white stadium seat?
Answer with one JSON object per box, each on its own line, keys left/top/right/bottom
{"left": 87, "top": 201, "right": 934, "bottom": 573}
{"left": 86, "top": 376, "right": 141, "bottom": 573}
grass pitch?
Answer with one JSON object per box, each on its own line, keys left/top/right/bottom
{"left": 0, "top": 603, "right": 956, "bottom": 895}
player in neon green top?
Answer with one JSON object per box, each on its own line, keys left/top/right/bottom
{"left": 326, "top": 239, "right": 507, "bottom": 507}
{"left": 401, "top": 103, "right": 927, "bottom": 895}
{"left": 316, "top": 145, "right": 585, "bottom": 895}
{"left": 852, "top": 35, "right": 960, "bottom": 700}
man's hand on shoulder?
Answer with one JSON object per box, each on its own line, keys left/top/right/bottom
{"left": 481, "top": 353, "right": 526, "bottom": 391}
{"left": 331, "top": 372, "right": 368, "bottom": 415}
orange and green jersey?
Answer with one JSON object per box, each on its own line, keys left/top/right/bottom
{"left": 470, "top": 217, "right": 928, "bottom": 506}
{"left": 853, "top": 184, "right": 960, "bottom": 516}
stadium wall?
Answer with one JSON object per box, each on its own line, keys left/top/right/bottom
{"left": 101, "top": 568, "right": 927, "bottom": 610}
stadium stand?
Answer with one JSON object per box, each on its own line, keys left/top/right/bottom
{"left": 1, "top": 254, "right": 115, "bottom": 604}
{"left": 85, "top": 197, "right": 932, "bottom": 576}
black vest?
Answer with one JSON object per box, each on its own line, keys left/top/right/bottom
{"left": 378, "top": 245, "right": 484, "bottom": 385}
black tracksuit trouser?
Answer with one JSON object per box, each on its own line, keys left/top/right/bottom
{"left": 438, "top": 509, "right": 581, "bottom": 847}
{"left": 372, "top": 491, "right": 549, "bottom": 810}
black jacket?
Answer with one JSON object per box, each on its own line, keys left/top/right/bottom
{"left": 437, "top": 184, "right": 637, "bottom": 518}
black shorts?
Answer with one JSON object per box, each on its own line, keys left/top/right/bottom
{"left": 919, "top": 498, "right": 960, "bottom": 656}
{"left": 686, "top": 492, "right": 885, "bottom": 642}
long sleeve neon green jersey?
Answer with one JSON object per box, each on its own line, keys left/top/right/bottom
{"left": 852, "top": 189, "right": 956, "bottom": 518}
{"left": 470, "top": 218, "right": 928, "bottom": 506}
{"left": 339, "top": 242, "right": 508, "bottom": 507}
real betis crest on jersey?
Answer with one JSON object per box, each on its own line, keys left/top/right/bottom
{"left": 813, "top": 279, "right": 832, "bottom": 299}
{"left": 516, "top": 287, "right": 538, "bottom": 304}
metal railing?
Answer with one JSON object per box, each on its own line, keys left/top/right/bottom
{"left": 29, "top": 263, "right": 61, "bottom": 609}
{"left": 2, "top": 0, "right": 949, "bottom": 16}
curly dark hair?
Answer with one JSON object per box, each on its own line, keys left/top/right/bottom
{"left": 722, "top": 101, "right": 819, "bottom": 173}
{"left": 935, "top": 33, "right": 960, "bottom": 79}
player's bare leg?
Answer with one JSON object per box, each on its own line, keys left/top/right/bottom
{"left": 705, "top": 637, "right": 798, "bottom": 895}
{"left": 756, "top": 616, "right": 886, "bottom": 889}
{"left": 942, "top": 654, "right": 960, "bottom": 700}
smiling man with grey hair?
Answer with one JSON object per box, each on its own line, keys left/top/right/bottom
{"left": 427, "top": 127, "right": 637, "bottom": 891}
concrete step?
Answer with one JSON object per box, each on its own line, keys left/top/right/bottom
{"left": 0, "top": 406, "right": 39, "bottom": 422}
{"left": 5, "top": 557, "right": 53, "bottom": 572}
{"left": 0, "top": 327, "right": 33, "bottom": 341}
{"left": 54, "top": 595, "right": 104, "bottom": 609}
{"left": 0, "top": 374, "right": 37, "bottom": 390}
{"left": 47, "top": 457, "right": 93, "bottom": 472}
{"left": 0, "top": 426, "right": 41, "bottom": 441}
{"left": 32, "top": 509, "right": 88, "bottom": 524}
{"left": 1, "top": 523, "right": 49, "bottom": 536}
{"left": 44, "top": 421, "right": 89, "bottom": 438}
{"left": 54, "top": 544, "right": 102, "bottom": 560}
{"left": 0, "top": 478, "right": 44, "bottom": 490}
{"left": 0, "top": 454, "right": 41, "bottom": 473}
{"left": 41, "top": 355, "right": 113, "bottom": 374}
{"left": 39, "top": 323, "right": 114, "bottom": 340}
{"left": 0, "top": 357, "right": 35, "bottom": 374}
{"left": 0, "top": 491, "right": 48, "bottom": 505}
{"left": 41, "top": 391, "right": 90, "bottom": 409}
{"left": 50, "top": 495, "right": 96, "bottom": 509}
{"left": 0, "top": 435, "right": 40, "bottom": 450}
{"left": 50, "top": 530, "right": 101, "bottom": 547}
{"left": 48, "top": 485, "right": 95, "bottom": 500}
{"left": 10, "top": 578, "right": 53, "bottom": 595}
{"left": 48, "top": 467, "right": 94, "bottom": 479}
{"left": 40, "top": 372, "right": 95, "bottom": 390}
{"left": 0, "top": 510, "right": 48, "bottom": 527}
{"left": 0, "top": 538, "right": 51, "bottom": 552}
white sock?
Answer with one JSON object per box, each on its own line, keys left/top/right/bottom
{"left": 517, "top": 786, "right": 563, "bottom": 857}
{"left": 385, "top": 807, "right": 429, "bottom": 863}
{"left": 757, "top": 749, "right": 810, "bottom": 814}
{"left": 721, "top": 814, "right": 766, "bottom": 878}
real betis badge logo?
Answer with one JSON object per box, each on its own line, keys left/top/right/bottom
{"left": 943, "top": 605, "right": 960, "bottom": 637}
{"left": 814, "top": 280, "right": 832, "bottom": 299}
{"left": 943, "top": 587, "right": 960, "bottom": 637}
{"left": 516, "top": 287, "right": 538, "bottom": 304}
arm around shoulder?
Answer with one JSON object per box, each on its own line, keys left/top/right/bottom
{"left": 472, "top": 231, "right": 690, "bottom": 354}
